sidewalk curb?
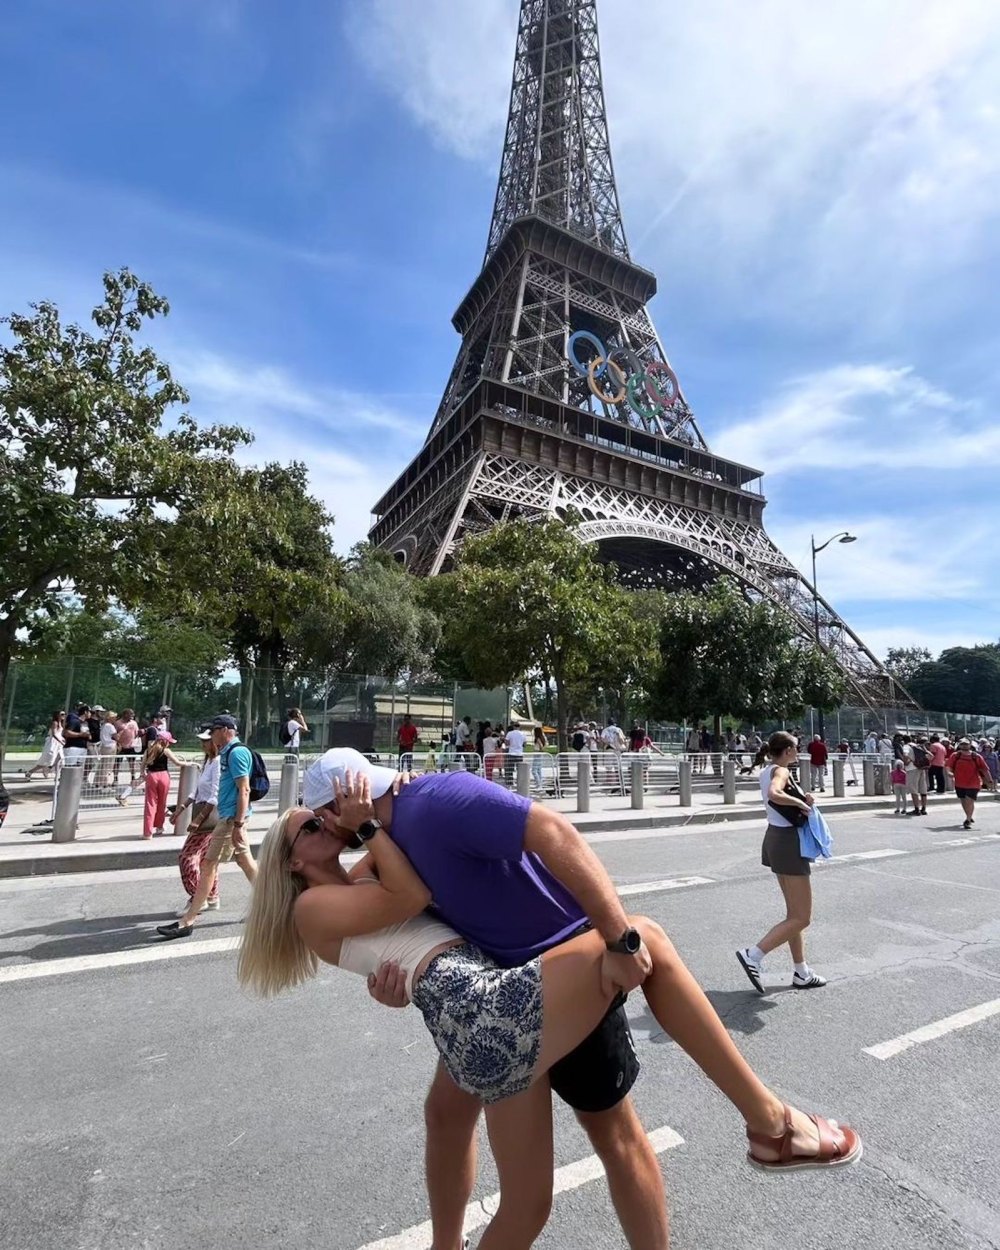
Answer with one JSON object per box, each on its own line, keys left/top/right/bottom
{"left": 0, "top": 796, "right": 889, "bottom": 879}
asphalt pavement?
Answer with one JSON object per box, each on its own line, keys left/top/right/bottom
{"left": 2, "top": 802, "right": 999, "bottom": 1250}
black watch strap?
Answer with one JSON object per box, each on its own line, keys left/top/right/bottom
{"left": 356, "top": 818, "right": 383, "bottom": 844}
{"left": 606, "top": 927, "right": 642, "bottom": 955}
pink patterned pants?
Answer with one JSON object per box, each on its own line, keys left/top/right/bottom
{"left": 178, "top": 830, "right": 220, "bottom": 901}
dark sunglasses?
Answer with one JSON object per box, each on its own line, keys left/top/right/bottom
{"left": 288, "top": 815, "right": 323, "bottom": 854}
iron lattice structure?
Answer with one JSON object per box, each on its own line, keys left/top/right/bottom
{"left": 370, "top": 0, "right": 915, "bottom": 712}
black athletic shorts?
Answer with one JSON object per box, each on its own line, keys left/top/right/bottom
{"left": 955, "top": 786, "right": 981, "bottom": 800}
{"left": 546, "top": 924, "right": 640, "bottom": 1113}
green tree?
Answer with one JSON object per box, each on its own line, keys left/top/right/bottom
{"left": 0, "top": 269, "right": 248, "bottom": 755}
{"left": 165, "top": 460, "right": 349, "bottom": 741}
{"left": 429, "top": 517, "right": 660, "bottom": 748}
{"left": 650, "top": 579, "right": 845, "bottom": 730}
{"left": 292, "top": 544, "right": 442, "bottom": 707}
{"left": 885, "top": 646, "right": 932, "bottom": 687}
{"left": 909, "top": 645, "right": 1000, "bottom": 714}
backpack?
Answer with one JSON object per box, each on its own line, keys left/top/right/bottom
{"left": 911, "top": 744, "right": 930, "bottom": 769}
{"left": 278, "top": 721, "right": 293, "bottom": 746}
{"left": 572, "top": 730, "right": 588, "bottom": 751}
{"left": 223, "top": 743, "right": 271, "bottom": 803}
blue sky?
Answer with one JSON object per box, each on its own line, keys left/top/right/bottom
{"left": 3, "top": 0, "right": 999, "bottom": 661}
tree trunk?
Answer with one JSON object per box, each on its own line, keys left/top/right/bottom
{"left": 553, "top": 662, "right": 568, "bottom": 752}
{"left": 0, "top": 647, "right": 11, "bottom": 773}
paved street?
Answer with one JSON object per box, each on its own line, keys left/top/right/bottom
{"left": 2, "top": 803, "right": 999, "bottom": 1250}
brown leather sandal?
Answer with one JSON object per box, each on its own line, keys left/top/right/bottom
{"left": 747, "top": 1104, "right": 862, "bottom": 1172}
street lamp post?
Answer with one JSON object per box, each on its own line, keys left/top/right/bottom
{"left": 811, "top": 531, "right": 857, "bottom": 742}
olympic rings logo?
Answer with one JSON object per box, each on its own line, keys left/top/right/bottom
{"left": 568, "top": 331, "right": 682, "bottom": 425}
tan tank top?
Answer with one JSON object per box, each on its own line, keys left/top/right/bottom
{"left": 337, "top": 881, "right": 462, "bottom": 997}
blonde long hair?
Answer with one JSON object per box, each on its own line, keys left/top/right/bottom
{"left": 237, "top": 809, "right": 318, "bottom": 998}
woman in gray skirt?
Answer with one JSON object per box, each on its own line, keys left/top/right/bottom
{"left": 736, "top": 731, "right": 827, "bottom": 993}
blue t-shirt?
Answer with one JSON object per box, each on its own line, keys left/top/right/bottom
{"left": 218, "top": 741, "right": 253, "bottom": 820}
{"left": 389, "top": 772, "right": 585, "bottom": 966}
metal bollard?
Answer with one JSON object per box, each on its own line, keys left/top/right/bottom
{"left": 862, "top": 759, "right": 875, "bottom": 796}
{"left": 278, "top": 759, "right": 299, "bottom": 816}
{"left": 678, "top": 760, "right": 692, "bottom": 807}
{"left": 577, "top": 761, "right": 591, "bottom": 813}
{"left": 723, "top": 759, "right": 736, "bottom": 804}
{"left": 174, "top": 762, "right": 200, "bottom": 838}
{"left": 944, "top": 768, "right": 955, "bottom": 793}
{"left": 516, "top": 759, "right": 530, "bottom": 798}
{"left": 52, "top": 763, "right": 83, "bottom": 842}
{"left": 631, "top": 760, "right": 644, "bottom": 810}
{"left": 833, "top": 758, "right": 845, "bottom": 798}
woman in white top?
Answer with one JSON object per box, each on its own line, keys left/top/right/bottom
{"left": 239, "top": 776, "right": 860, "bottom": 1248}
{"left": 736, "top": 731, "right": 826, "bottom": 994}
{"left": 23, "top": 710, "right": 65, "bottom": 779}
{"left": 170, "top": 731, "right": 222, "bottom": 913}
{"left": 96, "top": 710, "right": 120, "bottom": 787}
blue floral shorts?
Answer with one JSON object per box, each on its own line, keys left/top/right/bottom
{"left": 411, "top": 943, "right": 543, "bottom": 1104}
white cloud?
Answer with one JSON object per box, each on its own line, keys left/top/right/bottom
{"left": 765, "top": 510, "right": 991, "bottom": 605}
{"left": 713, "top": 362, "right": 993, "bottom": 473}
{"left": 172, "top": 349, "right": 424, "bottom": 555}
{"left": 173, "top": 348, "right": 422, "bottom": 437}
{"left": 346, "top": 1, "right": 1000, "bottom": 311}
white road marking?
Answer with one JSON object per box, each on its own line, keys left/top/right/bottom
{"left": 827, "top": 849, "right": 908, "bottom": 863}
{"left": 864, "top": 998, "right": 1000, "bottom": 1060}
{"left": 0, "top": 937, "right": 238, "bottom": 983}
{"left": 618, "top": 876, "right": 713, "bottom": 896}
{"left": 355, "top": 1126, "right": 684, "bottom": 1250}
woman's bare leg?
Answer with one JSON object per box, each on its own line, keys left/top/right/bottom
{"left": 478, "top": 1080, "right": 554, "bottom": 1250}
{"left": 534, "top": 922, "right": 840, "bottom": 1160}
{"left": 756, "top": 875, "right": 812, "bottom": 959}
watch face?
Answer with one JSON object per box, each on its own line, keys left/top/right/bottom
{"left": 625, "top": 929, "right": 642, "bottom": 953}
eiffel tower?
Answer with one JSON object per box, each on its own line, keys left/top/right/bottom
{"left": 369, "top": 0, "right": 915, "bottom": 712}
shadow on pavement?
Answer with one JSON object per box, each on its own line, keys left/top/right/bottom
{"left": 630, "top": 987, "right": 784, "bottom": 1043}
{"left": 0, "top": 913, "right": 241, "bottom": 962}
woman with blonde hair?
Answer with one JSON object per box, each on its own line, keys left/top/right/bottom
{"left": 736, "top": 730, "right": 826, "bottom": 994}
{"left": 240, "top": 774, "right": 860, "bottom": 1249}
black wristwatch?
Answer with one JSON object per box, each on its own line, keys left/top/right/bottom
{"left": 355, "top": 818, "right": 383, "bottom": 844}
{"left": 606, "top": 927, "right": 642, "bottom": 955}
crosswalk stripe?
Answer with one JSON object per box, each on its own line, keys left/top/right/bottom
{"left": 355, "top": 1126, "right": 684, "bottom": 1250}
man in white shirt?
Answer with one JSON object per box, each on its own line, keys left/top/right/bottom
{"left": 601, "top": 719, "right": 627, "bottom": 791}
{"left": 864, "top": 731, "right": 878, "bottom": 756}
{"left": 503, "top": 723, "right": 527, "bottom": 786}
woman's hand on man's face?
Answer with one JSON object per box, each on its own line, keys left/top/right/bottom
{"left": 332, "top": 770, "right": 374, "bottom": 834}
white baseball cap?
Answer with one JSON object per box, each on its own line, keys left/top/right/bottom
{"left": 301, "top": 748, "right": 398, "bottom": 812}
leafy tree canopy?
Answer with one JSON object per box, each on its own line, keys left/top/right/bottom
{"left": 0, "top": 268, "right": 248, "bottom": 733}
{"left": 650, "top": 578, "right": 845, "bottom": 726}
{"left": 429, "top": 516, "right": 660, "bottom": 747}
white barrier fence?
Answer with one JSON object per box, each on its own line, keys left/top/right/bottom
{"left": 47, "top": 748, "right": 959, "bottom": 840}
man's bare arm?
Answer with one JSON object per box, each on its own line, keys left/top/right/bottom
{"left": 523, "top": 805, "right": 630, "bottom": 943}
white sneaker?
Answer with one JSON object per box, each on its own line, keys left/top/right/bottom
{"left": 792, "top": 969, "right": 827, "bottom": 989}
{"left": 206, "top": 898, "right": 221, "bottom": 911}
{"left": 177, "top": 898, "right": 209, "bottom": 917}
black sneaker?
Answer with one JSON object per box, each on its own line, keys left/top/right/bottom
{"left": 736, "top": 948, "right": 764, "bottom": 994}
{"left": 156, "top": 922, "right": 193, "bottom": 940}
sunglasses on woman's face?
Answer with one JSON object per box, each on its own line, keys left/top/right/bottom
{"left": 288, "top": 815, "right": 323, "bottom": 854}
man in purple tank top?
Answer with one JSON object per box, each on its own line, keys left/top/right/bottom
{"left": 301, "top": 749, "right": 668, "bottom": 1250}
